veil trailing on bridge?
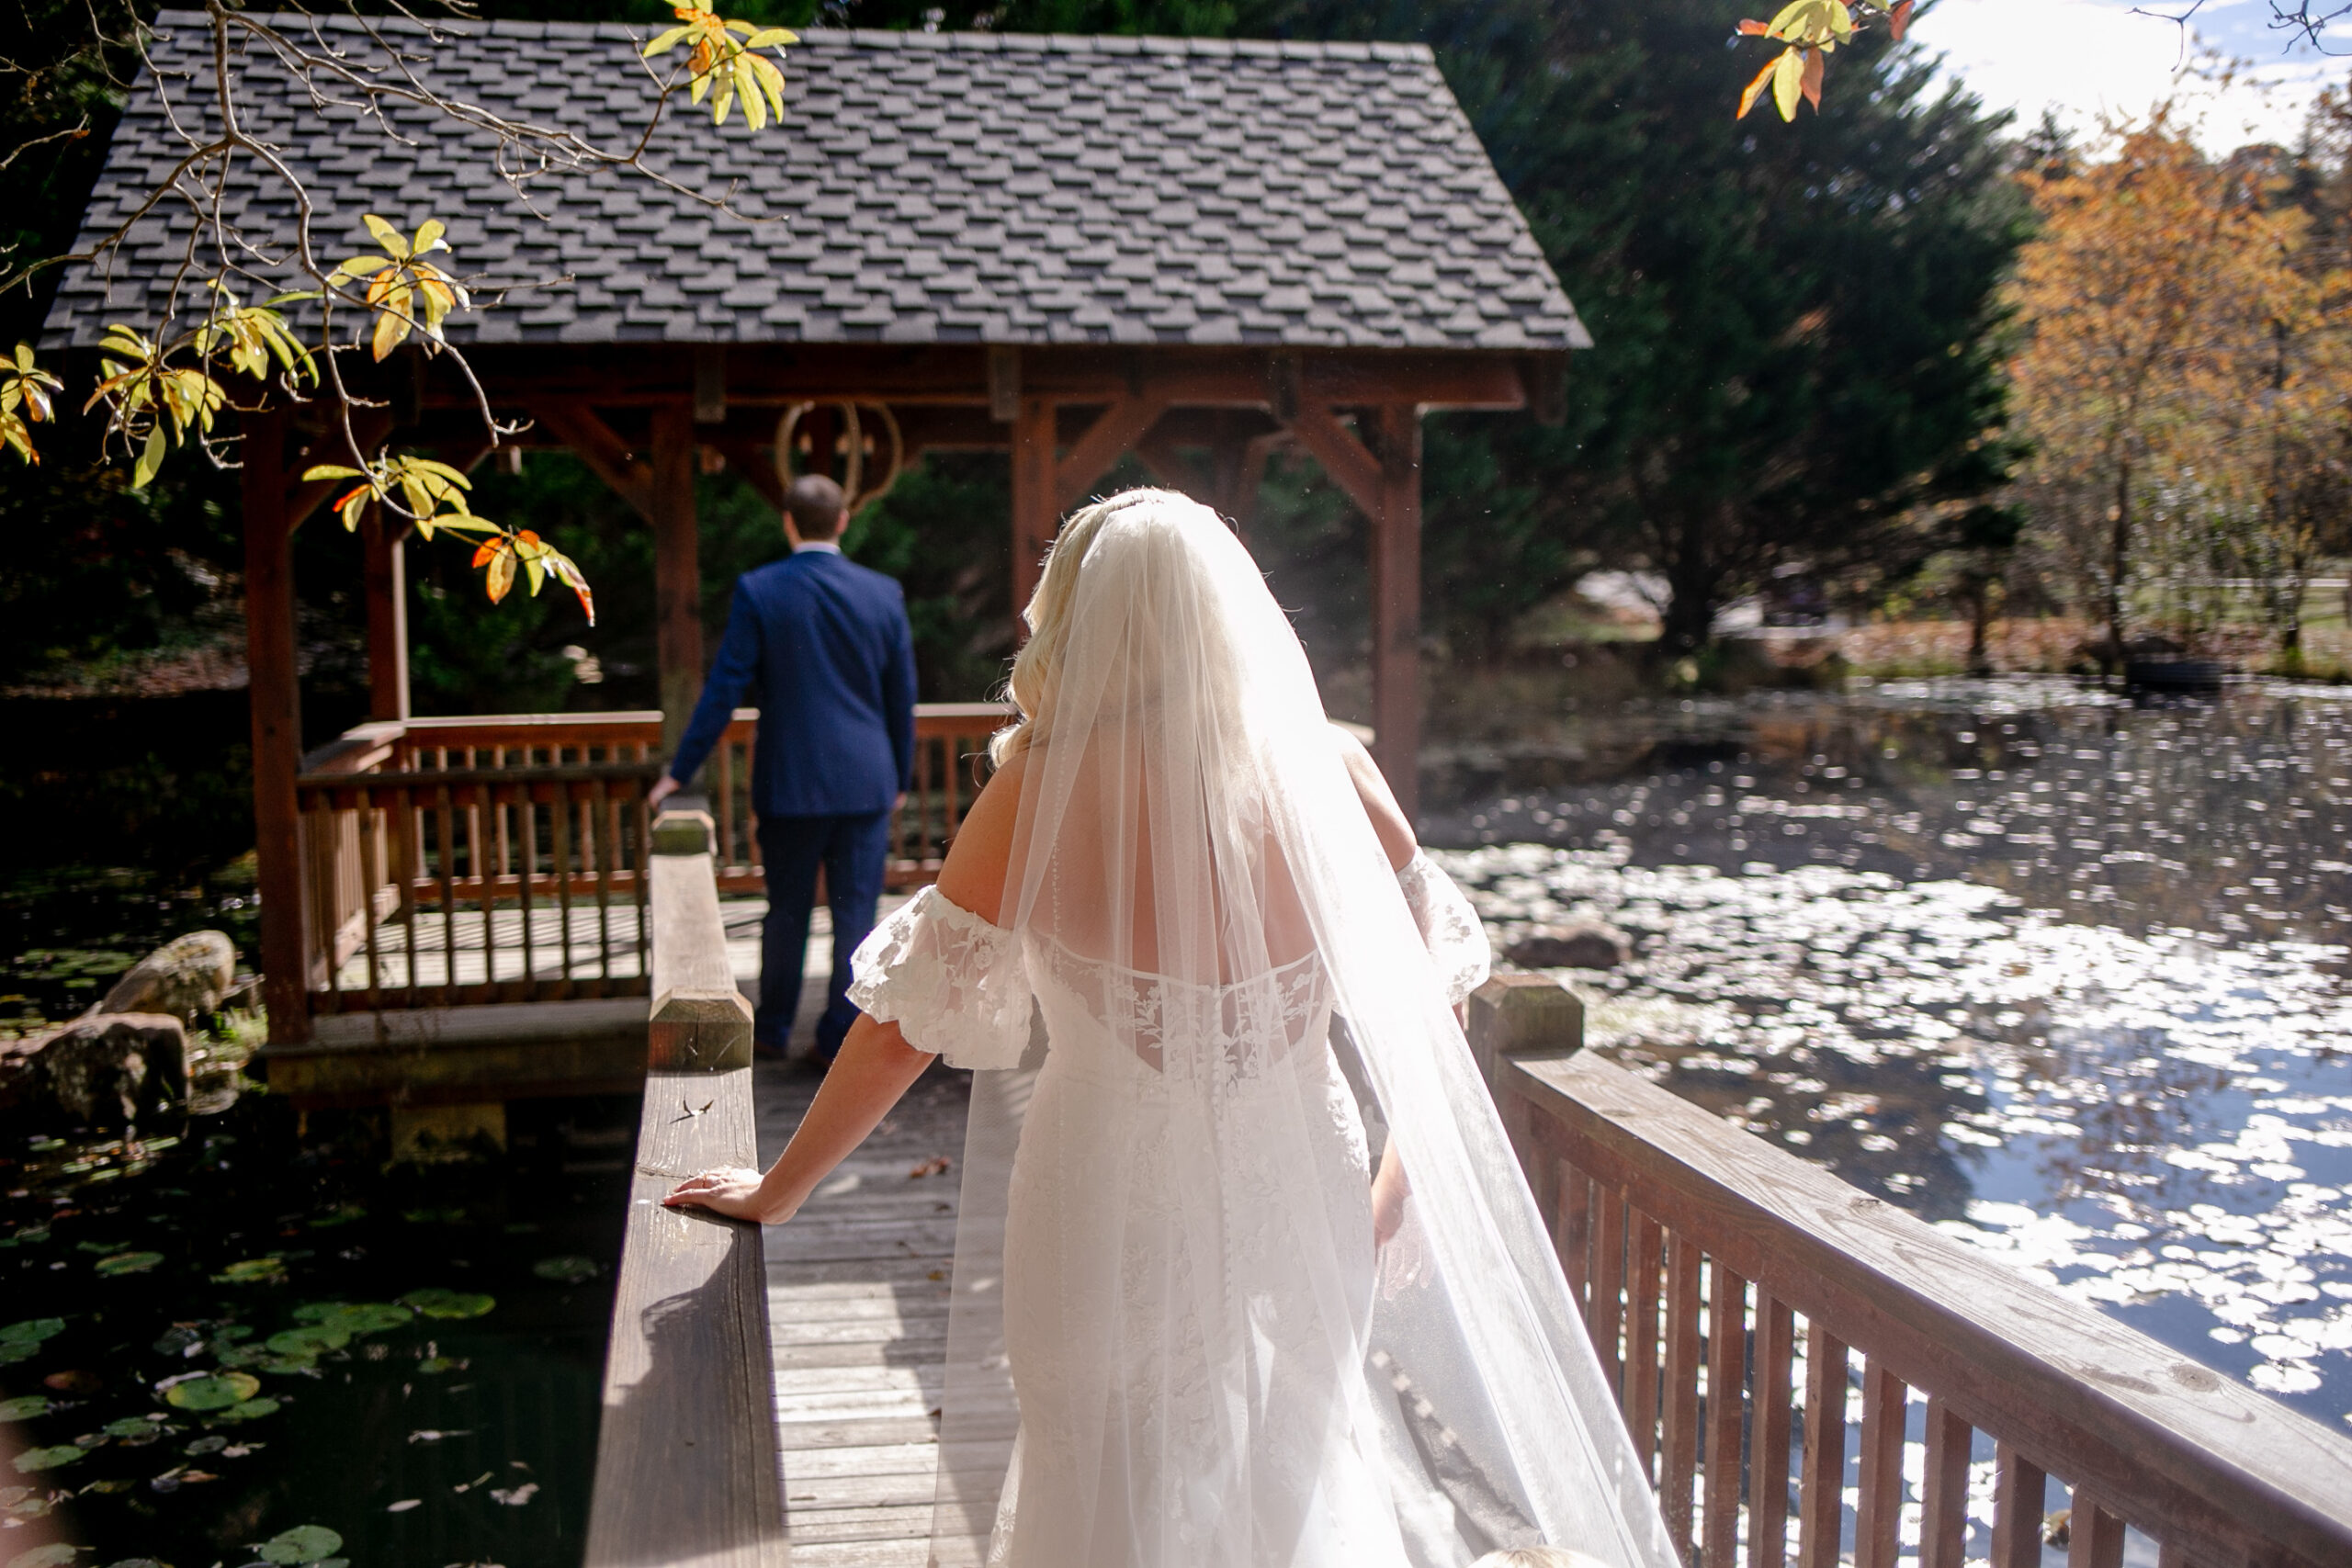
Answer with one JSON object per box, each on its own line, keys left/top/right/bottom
{"left": 857, "top": 491, "right": 1673, "bottom": 1567}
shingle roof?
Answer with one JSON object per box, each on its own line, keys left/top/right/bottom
{"left": 45, "top": 13, "right": 1587, "bottom": 353}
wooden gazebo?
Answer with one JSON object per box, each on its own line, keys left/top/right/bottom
{"left": 47, "top": 17, "right": 1588, "bottom": 1063}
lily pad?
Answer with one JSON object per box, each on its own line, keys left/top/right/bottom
{"left": 101, "top": 1416, "right": 164, "bottom": 1441}
{"left": 308, "top": 1203, "right": 367, "bottom": 1229}
{"left": 211, "top": 1397, "right": 279, "bottom": 1424}
{"left": 266, "top": 1326, "right": 348, "bottom": 1357}
{"left": 398, "top": 1288, "right": 494, "bottom": 1320}
{"left": 532, "top": 1255, "right": 598, "bottom": 1284}
{"left": 295, "top": 1302, "right": 409, "bottom": 1335}
{"left": 41, "top": 1371, "right": 99, "bottom": 1395}
{"left": 73, "top": 1240, "right": 126, "bottom": 1255}
{"left": 164, "top": 1372, "right": 260, "bottom": 1412}
{"left": 417, "top": 1356, "right": 468, "bottom": 1375}
{"left": 214, "top": 1343, "right": 275, "bottom": 1369}
{"left": 95, "top": 1252, "right": 164, "bottom": 1276}
{"left": 0, "top": 1319, "right": 64, "bottom": 1346}
{"left": 257, "top": 1356, "right": 321, "bottom": 1376}
{"left": 11, "top": 1445, "right": 83, "bottom": 1474}
{"left": 0, "top": 1396, "right": 49, "bottom": 1422}
{"left": 0, "top": 1343, "right": 38, "bottom": 1366}
{"left": 211, "top": 1257, "right": 287, "bottom": 1285}
{"left": 7, "top": 1545, "right": 84, "bottom": 1568}
{"left": 255, "top": 1525, "right": 342, "bottom": 1564}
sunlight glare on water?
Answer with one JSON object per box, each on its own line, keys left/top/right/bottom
{"left": 1425, "top": 677, "right": 2352, "bottom": 1429}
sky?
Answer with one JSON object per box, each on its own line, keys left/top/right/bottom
{"left": 1906, "top": 0, "right": 2350, "bottom": 148}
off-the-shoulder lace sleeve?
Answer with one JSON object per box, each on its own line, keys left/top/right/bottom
{"left": 1398, "top": 852, "right": 1492, "bottom": 1007}
{"left": 848, "top": 886, "right": 1033, "bottom": 1070}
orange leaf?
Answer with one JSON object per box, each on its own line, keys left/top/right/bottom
{"left": 1737, "top": 56, "right": 1779, "bottom": 120}
{"left": 1801, "top": 47, "right": 1824, "bottom": 111}
{"left": 515, "top": 529, "right": 541, "bottom": 547}
{"left": 1890, "top": 0, "right": 1914, "bottom": 41}
{"left": 470, "top": 539, "right": 501, "bottom": 569}
{"left": 1737, "top": 17, "right": 1769, "bottom": 33}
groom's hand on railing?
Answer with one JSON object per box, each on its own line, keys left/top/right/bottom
{"left": 647, "top": 773, "right": 682, "bottom": 813}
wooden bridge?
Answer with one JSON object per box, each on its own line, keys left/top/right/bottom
{"left": 581, "top": 805, "right": 2352, "bottom": 1568}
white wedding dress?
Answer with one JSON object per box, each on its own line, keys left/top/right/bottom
{"left": 853, "top": 856, "right": 1493, "bottom": 1565}
{"left": 842, "top": 491, "right": 1674, "bottom": 1568}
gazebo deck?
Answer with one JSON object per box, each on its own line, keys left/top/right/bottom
{"left": 755, "top": 1055, "right": 967, "bottom": 1564}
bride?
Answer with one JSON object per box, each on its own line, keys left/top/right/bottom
{"left": 667, "top": 490, "right": 1673, "bottom": 1568}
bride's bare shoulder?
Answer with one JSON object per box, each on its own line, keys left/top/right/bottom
{"left": 1329, "top": 723, "right": 1417, "bottom": 871}
{"left": 934, "top": 749, "right": 1027, "bottom": 925}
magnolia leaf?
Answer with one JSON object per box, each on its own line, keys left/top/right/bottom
{"left": 132, "top": 426, "right": 165, "bottom": 489}
{"left": 412, "top": 219, "right": 448, "bottom": 254}
{"left": 1772, "top": 47, "right": 1804, "bottom": 121}
{"left": 485, "top": 547, "right": 516, "bottom": 604}
{"left": 1800, "top": 47, "right": 1824, "bottom": 110}
{"left": 302, "top": 464, "right": 366, "bottom": 482}
{"left": 371, "top": 308, "right": 409, "bottom": 363}
{"left": 1736, "top": 56, "right": 1779, "bottom": 119}
{"left": 1890, "top": 0, "right": 1914, "bottom": 40}
{"left": 362, "top": 214, "right": 407, "bottom": 258}
{"left": 644, "top": 23, "right": 694, "bottom": 55}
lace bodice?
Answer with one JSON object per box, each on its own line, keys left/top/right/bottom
{"left": 848, "top": 856, "right": 1491, "bottom": 1074}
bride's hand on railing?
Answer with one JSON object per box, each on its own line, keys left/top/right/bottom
{"left": 665, "top": 1166, "right": 791, "bottom": 1224}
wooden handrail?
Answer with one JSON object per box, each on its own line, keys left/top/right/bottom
{"left": 585, "top": 803, "right": 785, "bottom": 1567}
{"left": 1477, "top": 976, "right": 2352, "bottom": 1568}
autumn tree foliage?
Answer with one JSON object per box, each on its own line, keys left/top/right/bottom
{"left": 2005, "top": 114, "right": 2350, "bottom": 665}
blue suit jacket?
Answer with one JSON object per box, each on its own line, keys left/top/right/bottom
{"left": 668, "top": 549, "right": 918, "bottom": 818}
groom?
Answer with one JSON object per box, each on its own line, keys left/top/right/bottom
{"left": 647, "top": 474, "right": 919, "bottom": 1063}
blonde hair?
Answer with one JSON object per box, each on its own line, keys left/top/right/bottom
{"left": 1472, "top": 1551, "right": 1612, "bottom": 1568}
{"left": 988, "top": 489, "right": 1182, "bottom": 769}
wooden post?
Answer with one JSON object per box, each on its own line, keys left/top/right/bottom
{"left": 1011, "top": 394, "right": 1057, "bottom": 625}
{"left": 1371, "top": 403, "right": 1422, "bottom": 820}
{"left": 244, "top": 406, "right": 310, "bottom": 1044}
{"left": 362, "top": 513, "right": 410, "bottom": 722}
{"left": 651, "top": 404, "right": 701, "bottom": 759}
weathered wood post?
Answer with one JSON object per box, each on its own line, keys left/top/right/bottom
{"left": 652, "top": 403, "right": 703, "bottom": 760}
{"left": 243, "top": 405, "right": 311, "bottom": 1044}
{"left": 1371, "top": 403, "right": 1424, "bottom": 820}
{"left": 1468, "top": 974, "right": 1586, "bottom": 1273}
{"left": 361, "top": 513, "right": 411, "bottom": 723}
{"left": 586, "top": 797, "right": 783, "bottom": 1567}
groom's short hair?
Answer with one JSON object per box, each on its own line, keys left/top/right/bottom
{"left": 786, "top": 475, "right": 848, "bottom": 539}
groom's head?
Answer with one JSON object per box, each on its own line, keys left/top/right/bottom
{"left": 786, "top": 475, "right": 848, "bottom": 543}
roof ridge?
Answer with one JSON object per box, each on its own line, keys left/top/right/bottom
{"left": 146, "top": 9, "right": 1434, "bottom": 62}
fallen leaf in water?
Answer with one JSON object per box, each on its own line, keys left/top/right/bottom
{"left": 907, "top": 1156, "right": 951, "bottom": 1179}
{"left": 407, "top": 1429, "right": 474, "bottom": 1444}
{"left": 489, "top": 1481, "right": 537, "bottom": 1506}
{"left": 387, "top": 1498, "right": 422, "bottom": 1512}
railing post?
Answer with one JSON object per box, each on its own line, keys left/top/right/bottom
{"left": 647, "top": 795, "right": 755, "bottom": 1071}
{"left": 586, "top": 795, "right": 784, "bottom": 1566}
{"left": 1470, "top": 974, "right": 1585, "bottom": 1190}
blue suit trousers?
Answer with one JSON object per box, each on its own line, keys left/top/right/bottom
{"left": 755, "top": 812, "right": 891, "bottom": 1058}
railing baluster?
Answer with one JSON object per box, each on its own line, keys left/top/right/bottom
{"left": 556, "top": 783, "right": 576, "bottom": 987}
{"left": 358, "top": 795, "right": 385, "bottom": 1012}
{"left": 1560, "top": 1165, "right": 1591, "bottom": 1308}
{"left": 2068, "top": 1492, "right": 2125, "bottom": 1568}
{"left": 1704, "top": 1258, "right": 1747, "bottom": 1568}
{"left": 1855, "top": 1359, "right": 1905, "bottom": 1568}
{"left": 1749, "top": 1291, "right": 1794, "bottom": 1568}
{"left": 397, "top": 784, "right": 419, "bottom": 1008}
{"left": 1921, "top": 1394, "right": 1971, "bottom": 1568}
{"left": 633, "top": 787, "right": 651, "bottom": 979}
{"left": 312, "top": 793, "right": 343, "bottom": 1010}
{"left": 1590, "top": 1185, "right": 1627, "bottom": 1399}
{"left": 517, "top": 783, "right": 537, "bottom": 990}
{"left": 594, "top": 776, "right": 614, "bottom": 983}
{"left": 1992, "top": 1442, "right": 2048, "bottom": 1568}
{"left": 1664, "top": 1231, "right": 1703, "bottom": 1562}
{"left": 435, "top": 784, "right": 458, "bottom": 1006}
{"left": 1628, "top": 1210, "right": 1666, "bottom": 1478}
{"left": 479, "top": 785, "right": 498, "bottom": 998}
{"left": 1796, "top": 1324, "right": 1845, "bottom": 1568}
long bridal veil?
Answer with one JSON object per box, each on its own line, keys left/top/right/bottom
{"left": 925, "top": 491, "right": 1674, "bottom": 1567}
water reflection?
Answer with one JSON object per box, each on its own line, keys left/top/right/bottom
{"left": 1424, "top": 677, "right": 2352, "bottom": 1429}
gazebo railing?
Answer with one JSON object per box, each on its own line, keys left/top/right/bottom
{"left": 293, "top": 704, "right": 1004, "bottom": 1014}
{"left": 1472, "top": 976, "right": 2352, "bottom": 1568}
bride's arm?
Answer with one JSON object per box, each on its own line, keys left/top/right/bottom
{"left": 665, "top": 756, "right": 1024, "bottom": 1225}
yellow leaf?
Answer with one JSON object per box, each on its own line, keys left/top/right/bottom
{"left": 412, "top": 219, "right": 448, "bottom": 254}
{"left": 1737, "top": 56, "right": 1780, "bottom": 119}
{"left": 484, "top": 547, "right": 515, "bottom": 604}
{"left": 644, "top": 22, "right": 694, "bottom": 55}
{"left": 371, "top": 309, "right": 409, "bottom": 362}
{"left": 1772, "top": 47, "right": 1804, "bottom": 121}
{"left": 363, "top": 214, "right": 408, "bottom": 259}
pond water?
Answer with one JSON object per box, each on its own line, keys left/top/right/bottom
{"left": 0, "top": 1090, "right": 631, "bottom": 1566}
{"left": 1422, "top": 676, "right": 2352, "bottom": 1435}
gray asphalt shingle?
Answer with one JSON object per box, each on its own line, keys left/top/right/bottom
{"left": 45, "top": 12, "right": 1586, "bottom": 353}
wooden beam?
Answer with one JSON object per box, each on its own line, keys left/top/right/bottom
{"left": 693, "top": 344, "right": 728, "bottom": 425}
{"left": 710, "top": 436, "right": 786, "bottom": 513}
{"left": 287, "top": 405, "right": 396, "bottom": 532}
{"left": 1131, "top": 432, "right": 1196, "bottom": 497}
{"left": 243, "top": 406, "right": 311, "bottom": 1044}
{"left": 1370, "top": 403, "right": 1423, "bottom": 819}
{"left": 651, "top": 405, "right": 702, "bottom": 757}
{"left": 988, "top": 345, "right": 1021, "bottom": 423}
{"left": 417, "top": 344, "right": 1532, "bottom": 414}
{"left": 1011, "top": 395, "right": 1057, "bottom": 622}
{"left": 1281, "top": 405, "right": 1385, "bottom": 520}
{"left": 362, "top": 512, "right": 411, "bottom": 722}
{"left": 533, "top": 400, "right": 656, "bottom": 523}
{"left": 1054, "top": 395, "right": 1169, "bottom": 512}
